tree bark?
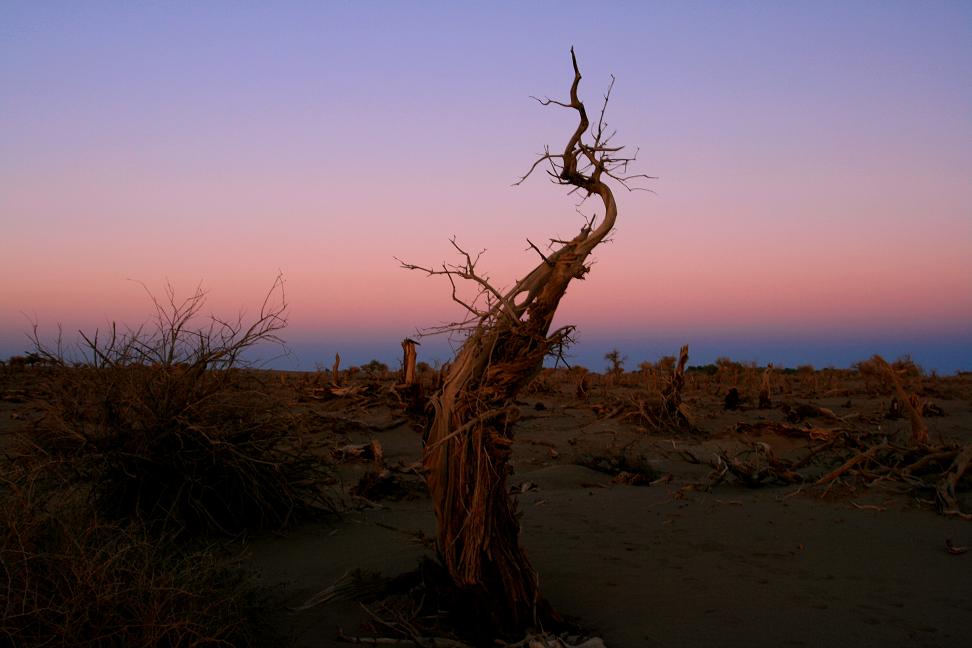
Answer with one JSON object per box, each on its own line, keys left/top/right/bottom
{"left": 401, "top": 338, "right": 419, "bottom": 385}
{"left": 407, "top": 49, "right": 646, "bottom": 635}
{"left": 331, "top": 352, "right": 341, "bottom": 387}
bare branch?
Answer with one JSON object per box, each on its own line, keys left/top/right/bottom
{"left": 528, "top": 95, "right": 573, "bottom": 109}
{"left": 525, "top": 239, "right": 553, "bottom": 266}
{"left": 406, "top": 47, "right": 653, "bottom": 633}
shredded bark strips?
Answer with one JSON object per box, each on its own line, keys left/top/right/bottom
{"left": 400, "top": 49, "right": 649, "bottom": 634}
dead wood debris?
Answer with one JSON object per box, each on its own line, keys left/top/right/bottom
{"left": 886, "top": 396, "right": 946, "bottom": 419}
{"left": 870, "top": 355, "right": 928, "bottom": 443}
{"left": 608, "top": 395, "right": 694, "bottom": 433}
{"left": 691, "top": 426, "right": 972, "bottom": 517}
{"left": 814, "top": 440, "right": 972, "bottom": 516}
{"left": 780, "top": 402, "right": 845, "bottom": 424}
{"left": 707, "top": 443, "right": 802, "bottom": 488}
{"left": 944, "top": 539, "right": 968, "bottom": 555}
{"left": 937, "top": 443, "right": 972, "bottom": 519}
{"left": 511, "top": 481, "right": 539, "bottom": 494}
{"left": 735, "top": 421, "right": 837, "bottom": 442}
{"left": 610, "top": 345, "right": 696, "bottom": 432}
{"left": 339, "top": 441, "right": 428, "bottom": 503}
{"left": 610, "top": 471, "right": 651, "bottom": 486}
{"left": 573, "top": 447, "right": 660, "bottom": 485}
{"left": 337, "top": 439, "right": 385, "bottom": 464}
{"left": 295, "top": 569, "right": 390, "bottom": 611}
{"left": 317, "top": 413, "right": 408, "bottom": 434}
{"left": 336, "top": 631, "right": 606, "bottom": 647}
{"left": 300, "top": 384, "right": 371, "bottom": 402}
{"left": 353, "top": 467, "right": 427, "bottom": 502}
{"left": 1, "top": 388, "right": 31, "bottom": 403}
{"left": 336, "top": 631, "right": 472, "bottom": 646}
{"left": 306, "top": 560, "right": 606, "bottom": 648}
{"left": 801, "top": 437, "right": 972, "bottom": 516}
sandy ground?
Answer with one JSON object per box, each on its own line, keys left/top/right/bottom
{"left": 3, "top": 367, "right": 970, "bottom": 646}
{"left": 239, "top": 370, "right": 972, "bottom": 648}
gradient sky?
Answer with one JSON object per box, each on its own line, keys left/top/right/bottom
{"left": 2, "top": 1, "right": 971, "bottom": 372}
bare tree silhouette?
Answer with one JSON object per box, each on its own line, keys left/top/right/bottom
{"left": 401, "top": 48, "right": 649, "bottom": 634}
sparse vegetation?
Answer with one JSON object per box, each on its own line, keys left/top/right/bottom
{"left": 21, "top": 277, "right": 336, "bottom": 535}
{"left": 0, "top": 464, "right": 266, "bottom": 647}
{"left": 362, "top": 359, "right": 390, "bottom": 380}
{"left": 604, "top": 349, "right": 626, "bottom": 378}
{"left": 3, "top": 341, "right": 971, "bottom": 645}
{"left": 0, "top": 278, "right": 341, "bottom": 646}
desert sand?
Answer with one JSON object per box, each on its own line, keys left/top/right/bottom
{"left": 228, "top": 366, "right": 972, "bottom": 647}
{"left": 2, "top": 362, "right": 969, "bottom": 646}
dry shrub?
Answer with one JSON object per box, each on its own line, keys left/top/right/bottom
{"left": 856, "top": 355, "right": 922, "bottom": 395}
{"left": 604, "top": 349, "right": 625, "bottom": 374}
{"left": 715, "top": 357, "right": 743, "bottom": 386}
{"left": 24, "top": 278, "right": 335, "bottom": 535}
{"left": 656, "top": 355, "right": 676, "bottom": 377}
{"left": 637, "top": 361, "right": 654, "bottom": 379}
{"left": 891, "top": 354, "right": 923, "bottom": 379}
{"left": 568, "top": 366, "right": 591, "bottom": 399}
{"left": 627, "top": 345, "right": 694, "bottom": 432}
{"left": 0, "top": 465, "right": 267, "bottom": 647}
{"left": 795, "top": 364, "right": 817, "bottom": 395}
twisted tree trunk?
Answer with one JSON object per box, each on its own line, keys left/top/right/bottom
{"left": 405, "top": 49, "right": 645, "bottom": 635}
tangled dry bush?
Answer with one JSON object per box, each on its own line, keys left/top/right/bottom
{"left": 595, "top": 345, "right": 695, "bottom": 434}
{"left": 22, "top": 277, "right": 335, "bottom": 535}
{"left": 0, "top": 464, "right": 266, "bottom": 647}
{"left": 855, "top": 354, "right": 923, "bottom": 395}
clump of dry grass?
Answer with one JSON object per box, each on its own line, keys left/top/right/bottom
{"left": 0, "top": 464, "right": 268, "bottom": 647}
{"left": 23, "top": 277, "right": 336, "bottom": 535}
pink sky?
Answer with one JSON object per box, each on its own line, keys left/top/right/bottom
{"left": 2, "top": 2, "right": 970, "bottom": 371}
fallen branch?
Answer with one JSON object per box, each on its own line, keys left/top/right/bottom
{"left": 815, "top": 443, "right": 890, "bottom": 486}
{"left": 937, "top": 443, "right": 972, "bottom": 518}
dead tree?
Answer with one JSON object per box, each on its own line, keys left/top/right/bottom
{"left": 401, "top": 49, "right": 648, "bottom": 634}
{"left": 872, "top": 355, "right": 928, "bottom": 444}
{"left": 758, "top": 364, "right": 773, "bottom": 409}
{"left": 401, "top": 338, "right": 419, "bottom": 385}
{"left": 661, "top": 344, "right": 689, "bottom": 414}
{"left": 331, "top": 353, "right": 341, "bottom": 386}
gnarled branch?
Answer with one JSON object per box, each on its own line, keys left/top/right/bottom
{"left": 402, "top": 48, "right": 650, "bottom": 636}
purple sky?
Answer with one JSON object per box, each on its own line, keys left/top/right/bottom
{"left": 2, "top": 2, "right": 970, "bottom": 372}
